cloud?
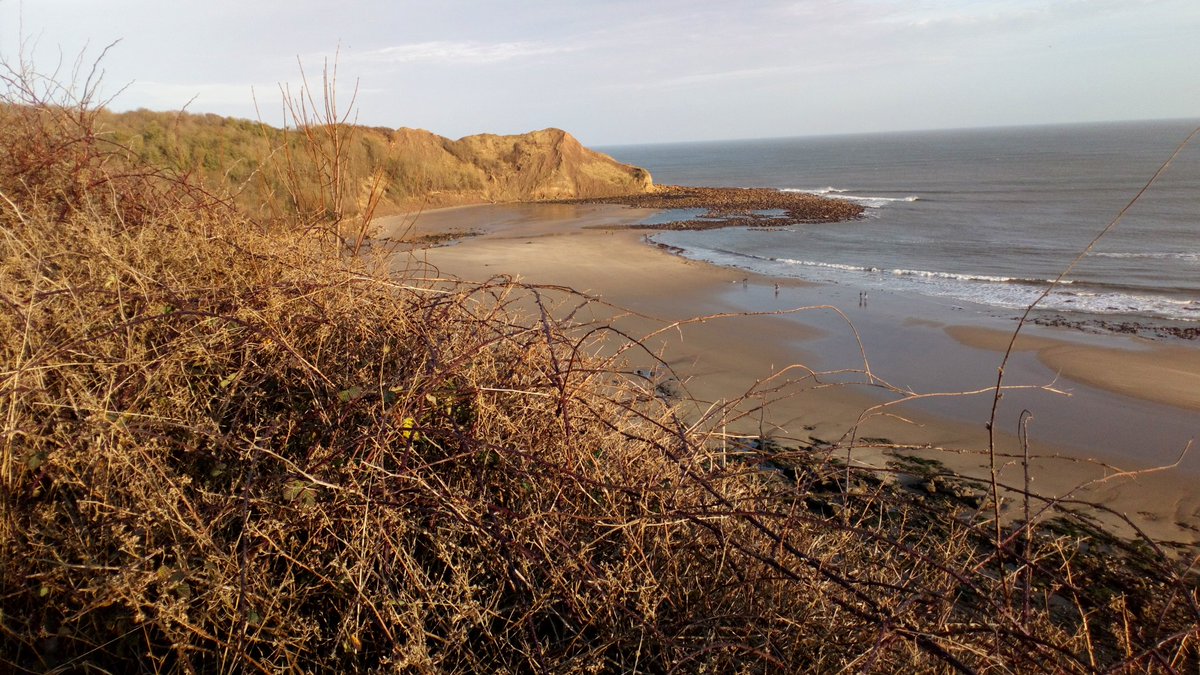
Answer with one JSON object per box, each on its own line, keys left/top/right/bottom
{"left": 891, "top": 5, "right": 1044, "bottom": 29}
{"left": 620, "top": 61, "right": 853, "bottom": 91}
{"left": 346, "top": 40, "right": 574, "bottom": 66}
{"left": 874, "top": 0, "right": 1179, "bottom": 31}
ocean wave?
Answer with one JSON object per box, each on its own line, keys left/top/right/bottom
{"left": 771, "top": 257, "right": 1071, "bottom": 286}
{"left": 773, "top": 257, "right": 881, "bottom": 273}
{"left": 780, "top": 188, "right": 920, "bottom": 208}
{"left": 1091, "top": 252, "right": 1200, "bottom": 262}
{"left": 654, "top": 240, "right": 1199, "bottom": 322}
{"left": 1057, "top": 278, "right": 1199, "bottom": 296}
{"left": 889, "top": 268, "right": 1074, "bottom": 285}
{"left": 800, "top": 187, "right": 850, "bottom": 195}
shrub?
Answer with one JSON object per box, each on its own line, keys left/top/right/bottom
{"left": 2, "top": 59, "right": 1196, "bottom": 673}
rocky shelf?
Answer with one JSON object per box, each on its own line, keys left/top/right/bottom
{"left": 559, "top": 185, "right": 865, "bottom": 229}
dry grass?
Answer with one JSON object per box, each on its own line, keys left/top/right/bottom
{"left": 2, "top": 61, "right": 1198, "bottom": 673}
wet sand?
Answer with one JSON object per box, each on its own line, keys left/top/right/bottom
{"left": 378, "top": 204, "right": 1200, "bottom": 545}
{"left": 947, "top": 325, "right": 1200, "bottom": 412}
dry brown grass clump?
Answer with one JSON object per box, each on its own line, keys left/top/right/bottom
{"left": 2, "top": 63, "right": 1198, "bottom": 673}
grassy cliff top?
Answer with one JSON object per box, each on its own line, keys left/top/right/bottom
{"left": 91, "top": 107, "right": 653, "bottom": 216}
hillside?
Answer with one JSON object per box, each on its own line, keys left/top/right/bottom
{"left": 96, "top": 108, "right": 653, "bottom": 215}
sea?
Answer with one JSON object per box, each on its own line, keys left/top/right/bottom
{"left": 601, "top": 119, "right": 1200, "bottom": 326}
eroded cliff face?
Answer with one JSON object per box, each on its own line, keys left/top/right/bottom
{"left": 398, "top": 127, "right": 653, "bottom": 207}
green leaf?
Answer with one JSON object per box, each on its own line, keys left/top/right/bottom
{"left": 284, "top": 480, "right": 318, "bottom": 506}
{"left": 338, "top": 386, "right": 364, "bottom": 403}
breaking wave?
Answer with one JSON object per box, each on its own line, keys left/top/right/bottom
{"left": 1091, "top": 251, "right": 1200, "bottom": 262}
{"left": 653, "top": 241, "right": 1200, "bottom": 322}
{"left": 781, "top": 187, "right": 920, "bottom": 208}
{"left": 770, "top": 257, "right": 1072, "bottom": 286}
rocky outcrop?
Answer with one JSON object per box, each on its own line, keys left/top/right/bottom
{"left": 394, "top": 127, "right": 653, "bottom": 207}
{"left": 564, "top": 185, "right": 864, "bottom": 228}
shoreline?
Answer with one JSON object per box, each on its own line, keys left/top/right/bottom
{"left": 377, "top": 202, "right": 1200, "bottom": 544}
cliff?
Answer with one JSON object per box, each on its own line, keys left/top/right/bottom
{"left": 395, "top": 126, "right": 652, "bottom": 206}
{"left": 93, "top": 108, "right": 653, "bottom": 214}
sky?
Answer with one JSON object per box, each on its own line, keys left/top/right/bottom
{"left": 1, "top": 0, "right": 1198, "bottom": 145}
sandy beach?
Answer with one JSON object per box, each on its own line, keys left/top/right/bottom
{"left": 946, "top": 325, "right": 1200, "bottom": 412}
{"left": 380, "top": 203, "right": 1200, "bottom": 545}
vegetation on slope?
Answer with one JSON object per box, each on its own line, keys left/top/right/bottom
{"left": 1, "top": 64, "right": 1198, "bottom": 673}
{"left": 93, "top": 107, "right": 652, "bottom": 218}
